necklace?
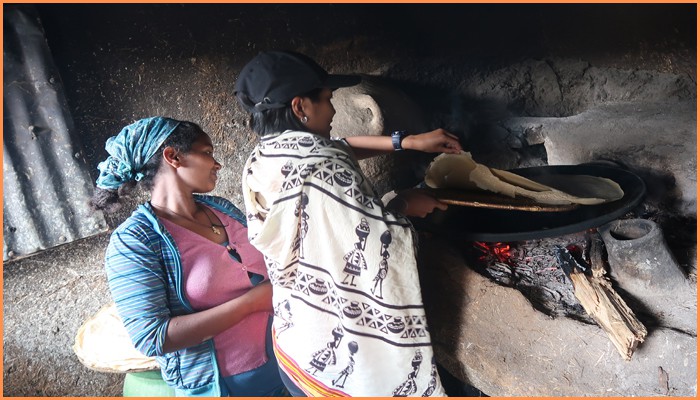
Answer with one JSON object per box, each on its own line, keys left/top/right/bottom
{"left": 200, "top": 206, "right": 226, "bottom": 235}
{"left": 150, "top": 202, "right": 226, "bottom": 235}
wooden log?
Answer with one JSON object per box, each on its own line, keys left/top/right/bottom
{"left": 569, "top": 268, "right": 647, "bottom": 360}
{"left": 567, "top": 231, "right": 647, "bottom": 361}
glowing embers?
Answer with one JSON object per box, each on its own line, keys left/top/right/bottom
{"left": 468, "top": 234, "right": 591, "bottom": 320}
{"left": 473, "top": 241, "right": 514, "bottom": 266}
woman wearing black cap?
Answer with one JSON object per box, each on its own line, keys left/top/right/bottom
{"left": 235, "top": 50, "right": 462, "bottom": 396}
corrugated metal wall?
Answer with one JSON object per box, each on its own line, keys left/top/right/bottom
{"left": 3, "top": 5, "right": 107, "bottom": 262}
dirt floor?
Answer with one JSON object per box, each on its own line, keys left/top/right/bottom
{"left": 3, "top": 3, "right": 696, "bottom": 396}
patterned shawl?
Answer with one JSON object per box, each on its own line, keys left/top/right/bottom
{"left": 242, "top": 130, "right": 445, "bottom": 397}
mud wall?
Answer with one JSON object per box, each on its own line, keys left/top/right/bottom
{"left": 3, "top": 3, "right": 695, "bottom": 396}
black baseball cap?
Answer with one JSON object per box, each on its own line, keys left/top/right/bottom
{"left": 234, "top": 50, "right": 361, "bottom": 113}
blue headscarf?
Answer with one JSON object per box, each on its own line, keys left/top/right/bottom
{"left": 95, "top": 116, "right": 181, "bottom": 190}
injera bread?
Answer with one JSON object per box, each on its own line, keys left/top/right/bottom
{"left": 73, "top": 302, "right": 158, "bottom": 373}
{"left": 425, "top": 152, "right": 624, "bottom": 205}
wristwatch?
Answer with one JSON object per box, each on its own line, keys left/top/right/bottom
{"left": 391, "top": 130, "right": 407, "bottom": 151}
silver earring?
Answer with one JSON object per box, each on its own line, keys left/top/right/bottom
{"left": 301, "top": 116, "right": 308, "bottom": 124}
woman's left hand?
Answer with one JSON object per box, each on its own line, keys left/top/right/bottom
{"left": 402, "top": 128, "right": 463, "bottom": 154}
{"left": 388, "top": 188, "right": 449, "bottom": 218}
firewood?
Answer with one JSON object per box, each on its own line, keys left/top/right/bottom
{"left": 568, "top": 268, "right": 647, "bottom": 360}
{"left": 567, "top": 232, "right": 647, "bottom": 360}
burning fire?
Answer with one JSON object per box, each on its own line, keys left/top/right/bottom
{"left": 474, "top": 242, "right": 514, "bottom": 265}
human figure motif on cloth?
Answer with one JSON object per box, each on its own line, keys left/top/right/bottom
{"left": 292, "top": 193, "right": 309, "bottom": 259}
{"left": 421, "top": 357, "right": 439, "bottom": 396}
{"left": 342, "top": 218, "right": 370, "bottom": 286}
{"left": 307, "top": 325, "right": 344, "bottom": 376}
{"left": 393, "top": 350, "right": 424, "bottom": 396}
{"left": 332, "top": 341, "right": 358, "bottom": 388}
{"left": 371, "top": 230, "right": 392, "bottom": 299}
{"left": 274, "top": 299, "right": 294, "bottom": 334}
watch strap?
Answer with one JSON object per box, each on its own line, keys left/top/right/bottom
{"left": 391, "top": 130, "right": 407, "bottom": 151}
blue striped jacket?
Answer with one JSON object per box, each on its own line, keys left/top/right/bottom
{"left": 104, "top": 195, "right": 247, "bottom": 396}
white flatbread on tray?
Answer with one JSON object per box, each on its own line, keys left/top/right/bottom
{"left": 424, "top": 152, "right": 624, "bottom": 205}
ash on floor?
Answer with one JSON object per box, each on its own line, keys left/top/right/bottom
{"left": 465, "top": 230, "right": 601, "bottom": 322}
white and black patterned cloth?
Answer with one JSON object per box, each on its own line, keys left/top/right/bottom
{"left": 242, "top": 130, "right": 445, "bottom": 397}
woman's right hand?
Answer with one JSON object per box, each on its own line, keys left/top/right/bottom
{"left": 388, "top": 189, "right": 448, "bottom": 218}
{"left": 401, "top": 128, "right": 463, "bottom": 154}
{"left": 244, "top": 280, "right": 273, "bottom": 313}
{"left": 164, "top": 280, "right": 273, "bottom": 353}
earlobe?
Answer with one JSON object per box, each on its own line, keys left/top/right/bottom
{"left": 290, "top": 96, "right": 306, "bottom": 119}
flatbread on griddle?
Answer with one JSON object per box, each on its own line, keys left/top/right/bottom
{"left": 523, "top": 174, "right": 624, "bottom": 200}
{"left": 424, "top": 152, "right": 624, "bottom": 205}
{"left": 489, "top": 168, "right": 555, "bottom": 192}
{"left": 424, "top": 149, "right": 480, "bottom": 190}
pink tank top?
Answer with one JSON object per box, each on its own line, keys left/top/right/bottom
{"left": 160, "top": 206, "right": 271, "bottom": 377}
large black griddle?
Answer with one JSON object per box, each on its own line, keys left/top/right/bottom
{"left": 412, "top": 164, "right": 646, "bottom": 242}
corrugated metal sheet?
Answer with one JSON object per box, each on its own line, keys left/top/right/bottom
{"left": 3, "top": 5, "right": 107, "bottom": 262}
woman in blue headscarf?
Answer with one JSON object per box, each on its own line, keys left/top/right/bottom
{"left": 91, "top": 117, "right": 287, "bottom": 397}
